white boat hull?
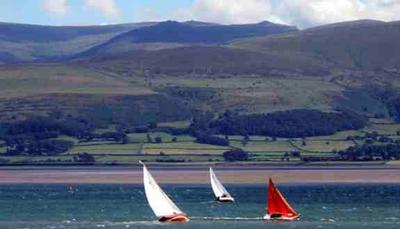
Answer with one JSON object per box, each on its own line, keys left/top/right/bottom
{"left": 216, "top": 196, "right": 235, "bottom": 203}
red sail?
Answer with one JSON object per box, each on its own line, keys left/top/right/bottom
{"left": 267, "top": 178, "right": 298, "bottom": 219}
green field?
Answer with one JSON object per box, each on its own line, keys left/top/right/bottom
{"left": 230, "top": 141, "right": 295, "bottom": 153}
{"left": 127, "top": 133, "right": 195, "bottom": 143}
{"left": 158, "top": 121, "right": 190, "bottom": 128}
{"left": 1, "top": 116, "right": 399, "bottom": 165}
{"left": 70, "top": 143, "right": 143, "bottom": 155}
{"left": 0, "top": 140, "right": 5, "bottom": 154}
{"left": 95, "top": 154, "right": 222, "bottom": 164}
{"left": 0, "top": 109, "right": 393, "bottom": 162}
{"left": 143, "top": 142, "right": 229, "bottom": 155}
{"left": 363, "top": 123, "right": 400, "bottom": 135}
{"left": 291, "top": 139, "right": 355, "bottom": 153}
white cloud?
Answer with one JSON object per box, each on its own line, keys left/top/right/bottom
{"left": 42, "top": 0, "right": 69, "bottom": 16}
{"left": 85, "top": 0, "right": 120, "bottom": 18}
{"left": 174, "top": 0, "right": 400, "bottom": 28}
{"left": 174, "top": 0, "right": 282, "bottom": 25}
{"left": 275, "top": 0, "right": 400, "bottom": 28}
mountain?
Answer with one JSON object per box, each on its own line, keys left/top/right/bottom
{"left": 78, "top": 19, "right": 400, "bottom": 77}
{"left": 109, "top": 20, "right": 297, "bottom": 44}
{"left": 77, "top": 20, "right": 298, "bottom": 57}
{"left": 0, "top": 22, "right": 148, "bottom": 42}
{"left": 232, "top": 20, "right": 400, "bottom": 71}
{"left": 1, "top": 19, "right": 400, "bottom": 125}
{"left": 0, "top": 22, "right": 155, "bottom": 63}
{"left": 0, "top": 20, "right": 297, "bottom": 63}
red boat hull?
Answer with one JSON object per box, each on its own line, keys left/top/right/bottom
{"left": 159, "top": 213, "right": 189, "bottom": 223}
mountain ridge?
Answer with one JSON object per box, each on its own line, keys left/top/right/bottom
{"left": 0, "top": 20, "right": 297, "bottom": 63}
{"left": 74, "top": 20, "right": 297, "bottom": 58}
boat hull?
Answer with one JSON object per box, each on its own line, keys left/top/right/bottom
{"left": 216, "top": 196, "right": 235, "bottom": 203}
{"left": 263, "top": 214, "right": 299, "bottom": 221}
{"left": 159, "top": 213, "right": 189, "bottom": 223}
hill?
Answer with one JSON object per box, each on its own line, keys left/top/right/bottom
{"left": 77, "top": 20, "right": 297, "bottom": 57}
{"left": 2, "top": 19, "right": 400, "bottom": 124}
{"left": 79, "top": 45, "right": 326, "bottom": 76}
{"left": 232, "top": 20, "right": 400, "bottom": 71}
{"left": 0, "top": 20, "right": 297, "bottom": 63}
{"left": 78, "top": 19, "right": 400, "bottom": 78}
{"left": 0, "top": 22, "right": 155, "bottom": 63}
{"left": 2, "top": 20, "right": 400, "bottom": 165}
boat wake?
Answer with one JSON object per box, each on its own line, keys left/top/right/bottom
{"left": 190, "top": 216, "right": 263, "bottom": 221}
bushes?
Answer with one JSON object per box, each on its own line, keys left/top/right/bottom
{"left": 5, "top": 116, "right": 94, "bottom": 139}
{"left": 1, "top": 116, "right": 92, "bottom": 155}
{"left": 195, "top": 133, "right": 229, "bottom": 146}
{"left": 84, "top": 132, "right": 128, "bottom": 143}
{"left": 223, "top": 149, "right": 249, "bottom": 161}
{"left": 5, "top": 139, "right": 73, "bottom": 156}
{"left": 338, "top": 143, "right": 400, "bottom": 161}
{"left": 73, "top": 153, "right": 96, "bottom": 164}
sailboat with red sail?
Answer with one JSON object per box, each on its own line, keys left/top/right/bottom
{"left": 264, "top": 178, "right": 299, "bottom": 221}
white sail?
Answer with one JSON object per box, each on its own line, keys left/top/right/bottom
{"left": 210, "top": 167, "right": 231, "bottom": 198}
{"left": 142, "top": 163, "right": 183, "bottom": 217}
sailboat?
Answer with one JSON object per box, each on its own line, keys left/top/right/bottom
{"left": 140, "top": 161, "right": 189, "bottom": 222}
{"left": 210, "top": 167, "right": 235, "bottom": 202}
{"left": 264, "top": 178, "right": 299, "bottom": 221}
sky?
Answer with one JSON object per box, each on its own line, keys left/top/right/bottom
{"left": 0, "top": 0, "right": 399, "bottom": 28}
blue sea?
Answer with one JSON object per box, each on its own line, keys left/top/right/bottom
{"left": 0, "top": 184, "right": 399, "bottom": 228}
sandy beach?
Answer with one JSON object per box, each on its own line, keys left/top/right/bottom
{"left": 0, "top": 165, "right": 399, "bottom": 184}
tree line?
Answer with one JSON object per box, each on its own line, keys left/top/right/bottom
{"left": 337, "top": 143, "right": 400, "bottom": 161}
{"left": 0, "top": 116, "right": 127, "bottom": 156}
{"left": 207, "top": 109, "right": 367, "bottom": 138}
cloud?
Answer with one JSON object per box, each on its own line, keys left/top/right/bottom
{"left": 85, "top": 0, "right": 120, "bottom": 18}
{"left": 42, "top": 0, "right": 69, "bottom": 16}
{"left": 175, "top": 0, "right": 282, "bottom": 25}
{"left": 274, "top": 0, "right": 400, "bottom": 28}
{"left": 174, "top": 0, "right": 400, "bottom": 28}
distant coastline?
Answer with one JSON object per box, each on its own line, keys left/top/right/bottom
{"left": 0, "top": 164, "right": 399, "bottom": 184}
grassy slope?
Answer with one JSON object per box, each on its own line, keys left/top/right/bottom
{"left": 232, "top": 20, "right": 400, "bottom": 71}
{"left": 0, "top": 61, "right": 348, "bottom": 120}
{"left": 0, "top": 65, "right": 154, "bottom": 97}
{"left": 0, "top": 64, "right": 192, "bottom": 123}
{"left": 0, "top": 22, "right": 155, "bottom": 62}
{"left": 152, "top": 75, "right": 344, "bottom": 113}
{"left": 80, "top": 21, "right": 297, "bottom": 57}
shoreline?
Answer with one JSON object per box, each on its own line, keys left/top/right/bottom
{"left": 0, "top": 164, "right": 399, "bottom": 184}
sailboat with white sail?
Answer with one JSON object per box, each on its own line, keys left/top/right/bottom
{"left": 140, "top": 161, "right": 189, "bottom": 222}
{"left": 210, "top": 167, "right": 235, "bottom": 202}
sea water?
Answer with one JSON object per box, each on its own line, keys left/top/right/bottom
{"left": 0, "top": 184, "right": 399, "bottom": 228}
